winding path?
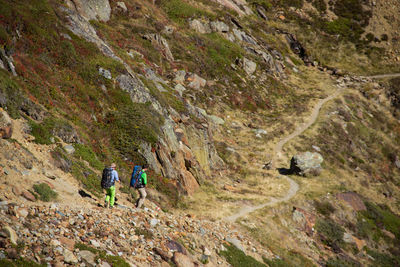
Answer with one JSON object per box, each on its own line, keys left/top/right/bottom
{"left": 224, "top": 89, "right": 343, "bottom": 222}
{"left": 365, "top": 73, "right": 400, "bottom": 79}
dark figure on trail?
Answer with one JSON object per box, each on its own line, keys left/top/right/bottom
{"left": 130, "top": 164, "right": 148, "bottom": 209}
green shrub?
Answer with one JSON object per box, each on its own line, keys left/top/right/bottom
{"left": 75, "top": 243, "right": 130, "bottom": 267}
{"left": 135, "top": 227, "right": 154, "bottom": 239}
{"left": 312, "top": 0, "right": 327, "bottom": 12}
{"left": 263, "top": 258, "right": 288, "bottom": 267}
{"left": 278, "top": 0, "right": 304, "bottom": 9}
{"left": 71, "top": 161, "right": 102, "bottom": 197}
{"left": 315, "top": 218, "right": 345, "bottom": 247}
{"left": 314, "top": 200, "right": 335, "bottom": 216}
{"left": 0, "top": 258, "right": 46, "bottom": 267}
{"left": 219, "top": 243, "right": 266, "bottom": 267}
{"left": 0, "top": 70, "right": 23, "bottom": 119}
{"left": 366, "top": 248, "right": 400, "bottom": 267}
{"left": 362, "top": 202, "right": 400, "bottom": 238}
{"left": 161, "top": 0, "right": 213, "bottom": 25}
{"left": 325, "top": 256, "right": 361, "bottom": 267}
{"left": 29, "top": 117, "right": 74, "bottom": 145}
{"left": 204, "top": 33, "right": 244, "bottom": 77}
{"left": 107, "top": 102, "right": 163, "bottom": 160}
{"left": 247, "top": 0, "right": 272, "bottom": 10}
{"left": 33, "top": 183, "right": 58, "bottom": 202}
{"left": 73, "top": 143, "right": 104, "bottom": 170}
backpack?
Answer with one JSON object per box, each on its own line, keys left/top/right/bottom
{"left": 130, "top": 165, "right": 142, "bottom": 188}
{"left": 101, "top": 167, "right": 114, "bottom": 189}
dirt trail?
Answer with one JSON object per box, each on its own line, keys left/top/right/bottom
{"left": 225, "top": 89, "right": 343, "bottom": 222}
{"left": 365, "top": 73, "right": 400, "bottom": 79}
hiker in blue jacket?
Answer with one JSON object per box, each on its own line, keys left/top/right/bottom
{"left": 104, "top": 163, "right": 120, "bottom": 209}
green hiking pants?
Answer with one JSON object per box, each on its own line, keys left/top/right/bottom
{"left": 105, "top": 185, "right": 116, "bottom": 207}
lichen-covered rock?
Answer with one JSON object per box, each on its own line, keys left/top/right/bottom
{"left": 66, "top": 0, "right": 111, "bottom": 22}
{"left": 290, "top": 152, "right": 323, "bottom": 176}
{"left": 189, "top": 19, "right": 211, "bottom": 34}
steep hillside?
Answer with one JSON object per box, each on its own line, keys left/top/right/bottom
{"left": 1, "top": 0, "right": 400, "bottom": 266}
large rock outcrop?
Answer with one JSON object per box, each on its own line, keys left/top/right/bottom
{"left": 290, "top": 151, "right": 323, "bottom": 177}
{"left": 65, "top": 0, "right": 111, "bottom": 22}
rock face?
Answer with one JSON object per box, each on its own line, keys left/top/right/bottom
{"left": 212, "top": 0, "right": 253, "bottom": 16}
{"left": 290, "top": 152, "right": 323, "bottom": 176}
{"left": 66, "top": 0, "right": 111, "bottom": 22}
{"left": 173, "top": 252, "right": 195, "bottom": 267}
{"left": 143, "top": 34, "right": 174, "bottom": 62}
{"left": 0, "top": 109, "right": 12, "bottom": 139}
{"left": 336, "top": 192, "right": 366, "bottom": 211}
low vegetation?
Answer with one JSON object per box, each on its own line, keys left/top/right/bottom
{"left": 33, "top": 183, "right": 58, "bottom": 202}
{"left": 219, "top": 243, "right": 266, "bottom": 267}
{"left": 315, "top": 218, "right": 344, "bottom": 247}
{"left": 74, "top": 243, "right": 130, "bottom": 267}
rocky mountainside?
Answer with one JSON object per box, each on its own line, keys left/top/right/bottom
{"left": 1, "top": 0, "right": 400, "bottom": 266}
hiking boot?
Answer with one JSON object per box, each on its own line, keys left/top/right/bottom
{"left": 109, "top": 206, "right": 114, "bottom": 210}
{"left": 104, "top": 201, "right": 109, "bottom": 208}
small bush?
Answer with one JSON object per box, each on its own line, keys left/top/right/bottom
{"left": 315, "top": 218, "right": 345, "bottom": 247}
{"left": 0, "top": 71, "right": 24, "bottom": 119}
{"left": 71, "top": 161, "right": 102, "bottom": 197}
{"left": 312, "top": 0, "right": 327, "bottom": 12}
{"left": 135, "top": 227, "right": 154, "bottom": 239}
{"left": 33, "top": 183, "right": 58, "bottom": 202}
{"left": 75, "top": 242, "right": 130, "bottom": 267}
{"left": 314, "top": 200, "right": 335, "bottom": 216}
{"left": 219, "top": 243, "right": 266, "bottom": 267}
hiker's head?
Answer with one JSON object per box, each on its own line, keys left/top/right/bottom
{"left": 142, "top": 164, "right": 149, "bottom": 171}
{"left": 111, "top": 163, "right": 116, "bottom": 169}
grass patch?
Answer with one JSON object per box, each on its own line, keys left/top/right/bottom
{"left": 29, "top": 117, "right": 75, "bottom": 145}
{"left": 106, "top": 102, "right": 163, "bottom": 161}
{"left": 73, "top": 143, "right": 104, "bottom": 170}
{"left": 314, "top": 200, "right": 335, "bottom": 217}
{"left": 315, "top": 218, "right": 344, "bottom": 247}
{"left": 33, "top": 183, "right": 58, "bottom": 202}
{"left": 219, "top": 243, "right": 266, "bottom": 267}
{"left": 160, "top": 0, "right": 213, "bottom": 25}
{"left": 0, "top": 70, "right": 24, "bottom": 119}
{"left": 361, "top": 202, "right": 400, "bottom": 238}
{"left": 0, "top": 258, "right": 46, "bottom": 267}
{"left": 75, "top": 242, "right": 130, "bottom": 267}
{"left": 366, "top": 248, "right": 400, "bottom": 267}
{"left": 71, "top": 161, "right": 102, "bottom": 197}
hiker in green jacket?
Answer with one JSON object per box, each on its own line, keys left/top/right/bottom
{"left": 135, "top": 164, "right": 148, "bottom": 209}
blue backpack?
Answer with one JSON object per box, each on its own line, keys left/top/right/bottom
{"left": 130, "top": 165, "right": 142, "bottom": 188}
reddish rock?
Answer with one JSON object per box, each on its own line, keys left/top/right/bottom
{"left": 153, "top": 247, "right": 173, "bottom": 261}
{"left": 179, "top": 170, "right": 199, "bottom": 195}
{"left": 60, "top": 237, "right": 75, "bottom": 250}
{"left": 0, "top": 126, "right": 12, "bottom": 139}
{"left": 336, "top": 192, "right": 366, "bottom": 211}
{"left": 223, "top": 185, "right": 239, "bottom": 193}
{"left": 6, "top": 247, "right": 18, "bottom": 259}
{"left": 353, "top": 236, "right": 366, "bottom": 250}
{"left": 12, "top": 186, "right": 21, "bottom": 196}
{"left": 173, "top": 252, "right": 195, "bottom": 267}
{"left": 22, "top": 191, "right": 36, "bottom": 202}
{"left": 292, "top": 207, "right": 316, "bottom": 236}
